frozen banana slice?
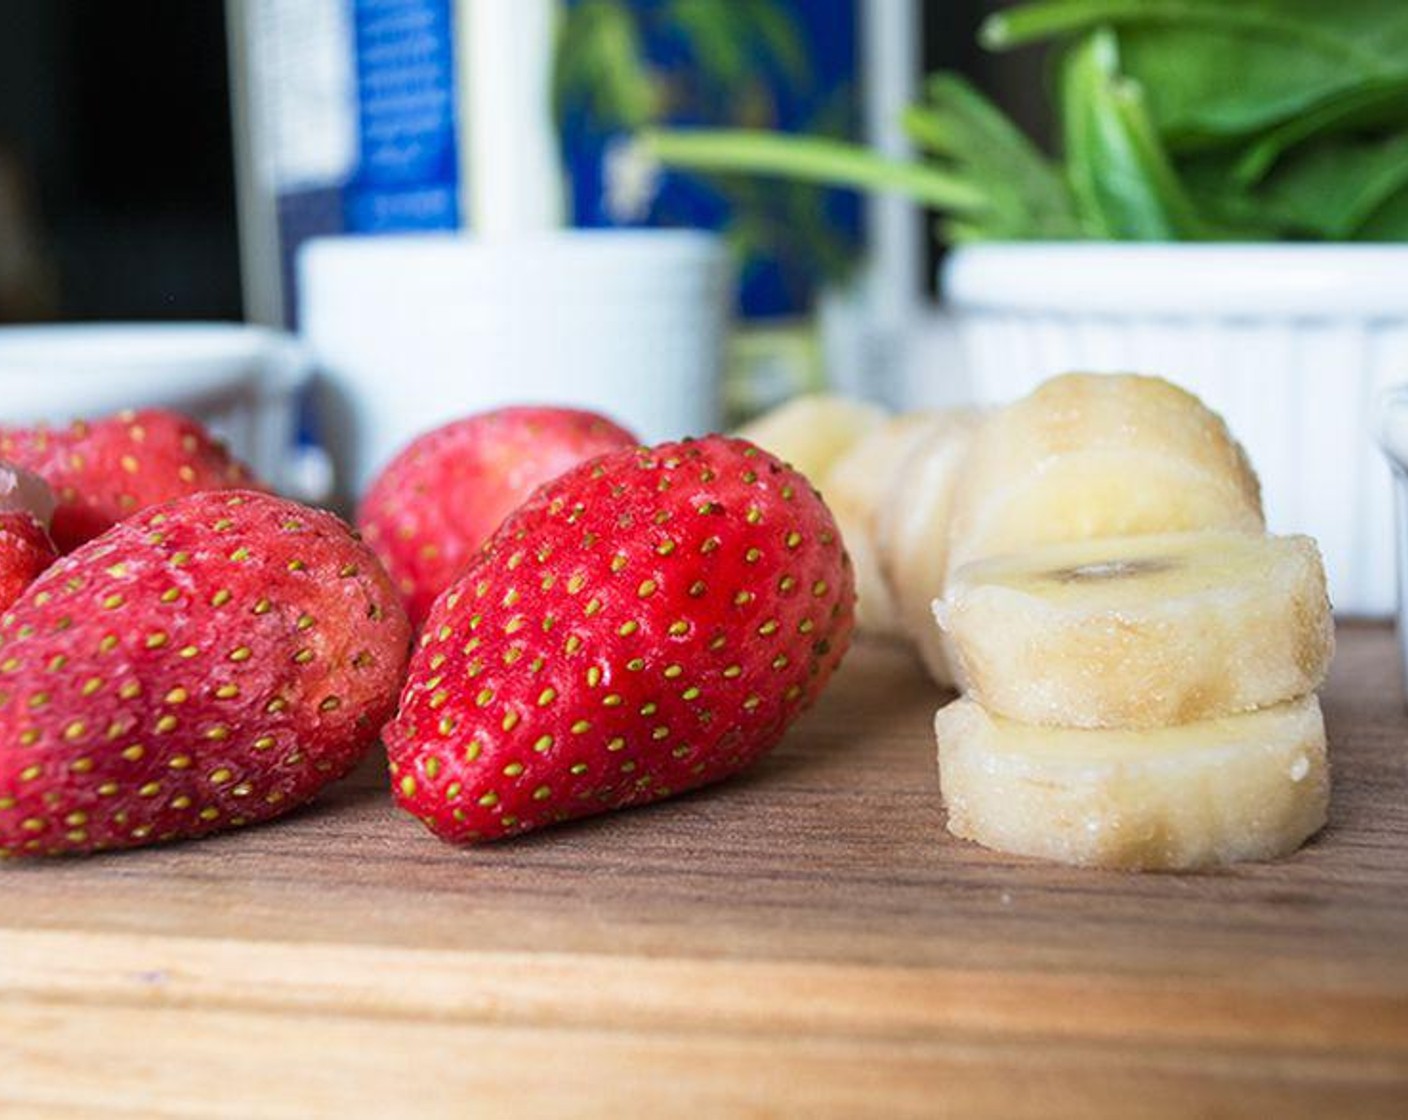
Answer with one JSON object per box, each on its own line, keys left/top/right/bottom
{"left": 947, "top": 373, "right": 1264, "bottom": 574}
{"left": 935, "top": 695, "right": 1329, "bottom": 870}
{"left": 831, "top": 512, "right": 895, "bottom": 636}
{"left": 938, "top": 532, "right": 1334, "bottom": 728}
{"left": 875, "top": 410, "right": 982, "bottom": 684}
{"left": 735, "top": 393, "right": 887, "bottom": 486}
{"left": 825, "top": 411, "right": 968, "bottom": 637}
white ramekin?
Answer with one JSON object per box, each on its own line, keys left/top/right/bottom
{"left": 299, "top": 230, "right": 733, "bottom": 502}
{"left": 1376, "top": 387, "right": 1408, "bottom": 687}
{"left": 0, "top": 323, "right": 312, "bottom": 496}
{"left": 944, "top": 243, "right": 1408, "bottom": 617}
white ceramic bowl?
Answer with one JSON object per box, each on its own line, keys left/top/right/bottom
{"left": 299, "top": 230, "right": 733, "bottom": 500}
{"left": 1376, "top": 386, "right": 1408, "bottom": 687}
{"left": 0, "top": 323, "right": 312, "bottom": 494}
{"left": 944, "top": 243, "right": 1408, "bottom": 616}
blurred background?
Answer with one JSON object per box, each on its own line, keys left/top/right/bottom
{"left": 1, "top": 0, "right": 1056, "bottom": 513}
{"left": 0, "top": 2, "right": 242, "bottom": 322}
{"left": 3, "top": 1, "right": 1403, "bottom": 616}
{"left": 0, "top": 0, "right": 1038, "bottom": 337}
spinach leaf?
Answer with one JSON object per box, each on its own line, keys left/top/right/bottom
{"left": 986, "top": 1, "right": 1408, "bottom": 146}
{"left": 641, "top": 1, "right": 1408, "bottom": 245}
{"left": 1233, "top": 78, "right": 1408, "bottom": 184}
{"left": 1184, "top": 132, "right": 1408, "bottom": 240}
{"left": 1061, "top": 29, "right": 1210, "bottom": 239}
{"left": 903, "top": 73, "right": 1083, "bottom": 239}
{"left": 1357, "top": 185, "right": 1408, "bottom": 241}
{"left": 1257, "top": 133, "right": 1408, "bottom": 238}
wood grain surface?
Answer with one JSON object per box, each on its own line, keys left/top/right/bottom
{"left": 3, "top": 623, "right": 1406, "bottom": 1118}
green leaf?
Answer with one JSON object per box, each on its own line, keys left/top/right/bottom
{"left": 553, "top": 0, "right": 660, "bottom": 130}
{"left": 940, "top": 219, "right": 992, "bottom": 245}
{"left": 902, "top": 73, "right": 1082, "bottom": 238}
{"left": 644, "top": 71, "right": 1082, "bottom": 246}
{"left": 1233, "top": 78, "right": 1408, "bottom": 184}
{"left": 664, "top": 0, "right": 758, "bottom": 95}
{"left": 1178, "top": 152, "right": 1303, "bottom": 239}
{"left": 1184, "top": 132, "right": 1408, "bottom": 241}
{"left": 983, "top": 0, "right": 1396, "bottom": 62}
{"left": 1356, "top": 185, "right": 1408, "bottom": 241}
{"left": 1060, "top": 29, "right": 1210, "bottom": 239}
{"left": 719, "top": 175, "right": 859, "bottom": 282}
{"left": 641, "top": 129, "right": 989, "bottom": 212}
{"left": 663, "top": 0, "right": 811, "bottom": 100}
{"left": 984, "top": 0, "right": 1408, "bottom": 146}
{"left": 736, "top": 1, "right": 812, "bottom": 91}
{"left": 1256, "top": 133, "right": 1408, "bottom": 239}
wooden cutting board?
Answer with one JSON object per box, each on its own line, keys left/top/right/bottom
{"left": 3, "top": 623, "right": 1406, "bottom": 1118}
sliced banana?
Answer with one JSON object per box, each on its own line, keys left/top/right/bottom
{"left": 875, "top": 410, "right": 982, "bottom": 684}
{"left": 735, "top": 393, "right": 887, "bottom": 486}
{"left": 938, "top": 532, "right": 1334, "bottom": 728}
{"left": 824, "top": 412, "right": 967, "bottom": 637}
{"left": 947, "top": 373, "right": 1265, "bottom": 575}
{"left": 935, "top": 695, "right": 1329, "bottom": 870}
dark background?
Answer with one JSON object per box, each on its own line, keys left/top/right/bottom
{"left": 0, "top": 0, "right": 1044, "bottom": 324}
{"left": 0, "top": 1, "right": 241, "bottom": 321}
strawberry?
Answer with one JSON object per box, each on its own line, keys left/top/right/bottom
{"left": 358, "top": 406, "right": 636, "bottom": 629}
{"left": 385, "top": 436, "right": 855, "bottom": 843}
{"left": 0, "top": 490, "right": 411, "bottom": 857}
{"left": 0, "top": 463, "right": 59, "bottom": 612}
{"left": 0, "top": 513, "right": 58, "bottom": 614}
{"left": 0, "top": 409, "right": 259, "bottom": 552}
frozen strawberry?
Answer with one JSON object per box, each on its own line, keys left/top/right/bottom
{"left": 0, "top": 409, "right": 259, "bottom": 551}
{"left": 0, "top": 463, "right": 59, "bottom": 612}
{"left": 386, "top": 436, "right": 855, "bottom": 843}
{"left": 358, "top": 406, "right": 636, "bottom": 629}
{"left": 0, "top": 514, "right": 58, "bottom": 614}
{"left": 0, "top": 490, "right": 411, "bottom": 857}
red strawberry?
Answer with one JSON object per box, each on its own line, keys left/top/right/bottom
{"left": 0, "top": 490, "right": 411, "bottom": 857}
{"left": 0, "top": 513, "right": 58, "bottom": 614}
{"left": 358, "top": 406, "right": 636, "bottom": 629}
{"left": 0, "top": 409, "right": 260, "bottom": 552}
{"left": 0, "top": 463, "right": 59, "bottom": 612}
{"left": 385, "top": 436, "right": 855, "bottom": 843}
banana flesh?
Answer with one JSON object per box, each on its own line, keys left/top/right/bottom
{"left": 938, "top": 531, "right": 1334, "bottom": 728}
{"left": 875, "top": 410, "right": 982, "bottom": 684}
{"left": 947, "top": 373, "right": 1265, "bottom": 574}
{"left": 934, "top": 694, "right": 1329, "bottom": 870}
{"left": 825, "top": 412, "right": 972, "bottom": 638}
{"left": 735, "top": 393, "right": 886, "bottom": 486}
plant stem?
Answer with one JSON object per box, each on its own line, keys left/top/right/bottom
{"left": 640, "top": 129, "right": 988, "bottom": 212}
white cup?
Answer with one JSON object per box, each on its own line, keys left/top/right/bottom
{"left": 298, "top": 230, "right": 733, "bottom": 501}
{"left": 0, "top": 323, "right": 312, "bottom": 495}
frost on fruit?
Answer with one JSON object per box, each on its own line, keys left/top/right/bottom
{"left": 946, "top": 373, "right": 1265, "bottom": 574}
{"left": 0, "top": 463, "right": 55, "bottom": 526}
{"left": 0, "top": 490, "right": 411, "bottom": 857}
{"left": 384, "top": 435, "right": 856, "bottom": 844}
{"left": 935, "top": 695, "right": 1329, "bottom": 870}
{"left": 939, "top": 531, "right": 1333, "bottom": 730}
{"left": 931, "top": 373, "right": 1333, "bottom": 871}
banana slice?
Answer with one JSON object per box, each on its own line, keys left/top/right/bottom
{"left": 735, "top": 393, "right": 887, "bottom": 486}
{"left": 947, "top": 373, "right": 1265, "bottom": 575}
{"left": 824, "top": 412, "right": 967, "bottom": 637}
{"left": 938, "top": 532, "right": 1333, "bottom": 728}
{"left": 935, "top": 695, "right": 1329, "bottom": 870}
{"left": 874, "top": 410, "right": 982, "bottom": 683}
